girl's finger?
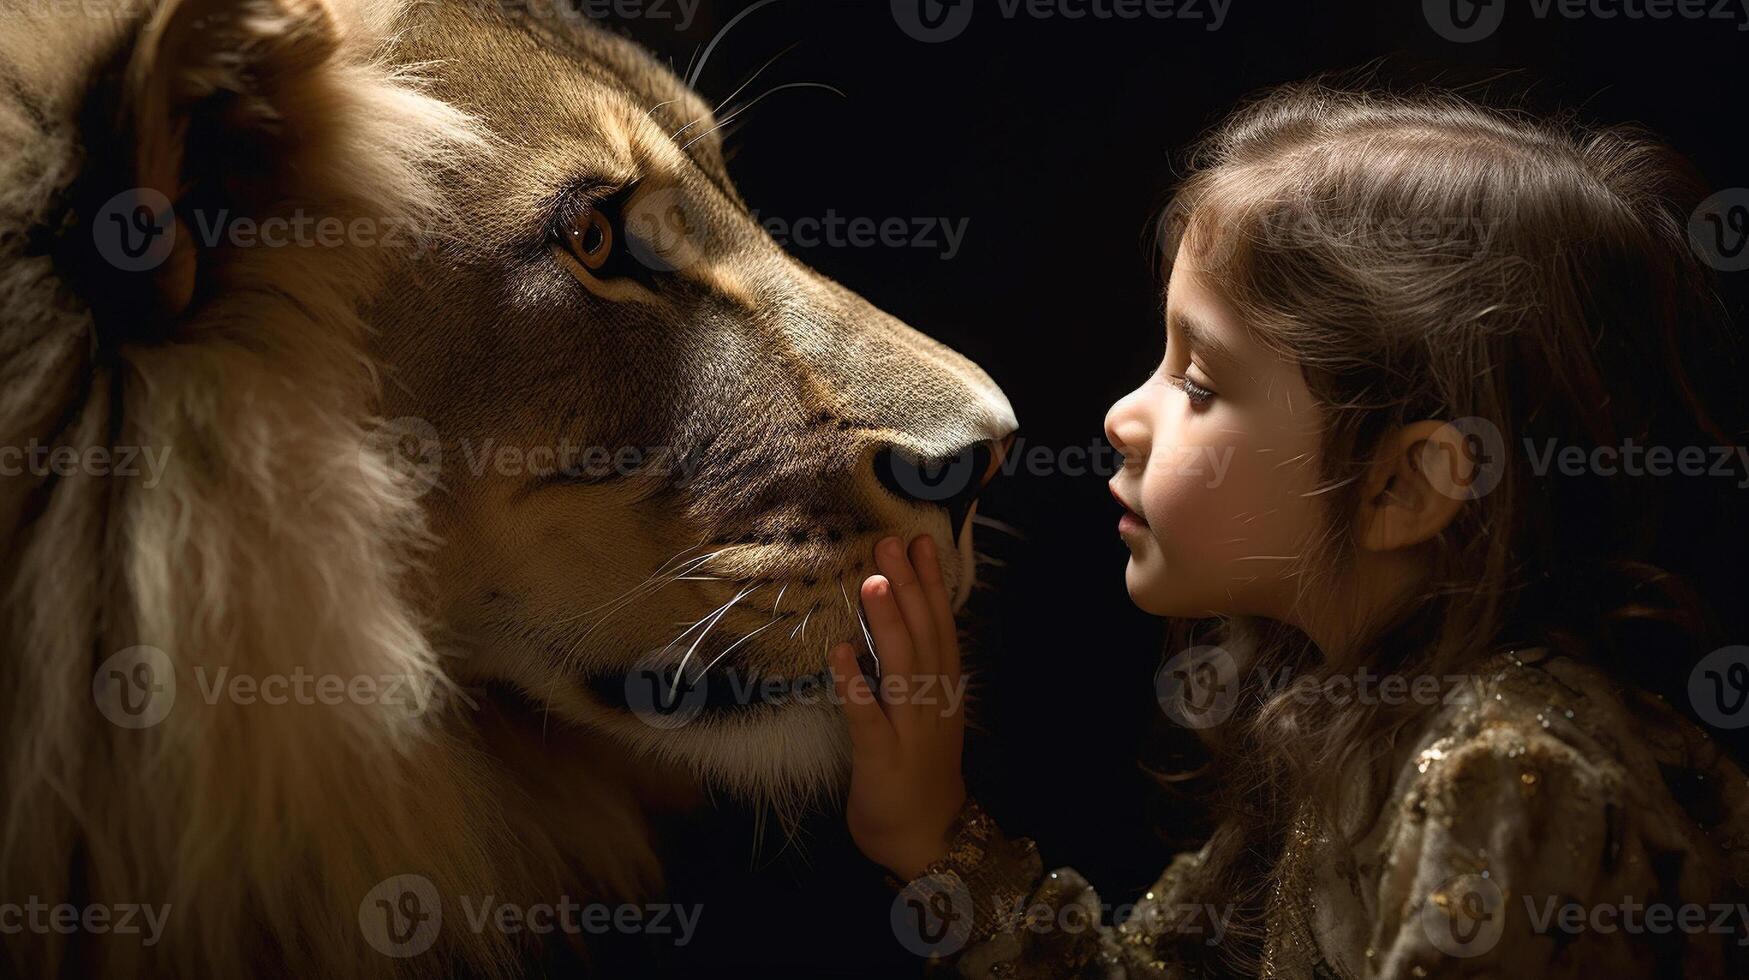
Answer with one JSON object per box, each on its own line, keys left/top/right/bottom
{"left": 830, "top": 642, "right": 896, "bottom": 759}
{"left": 860, "top": 574, "right": 917, "bottom": 735}
{"left": 911, "top": 535, "right": 960, "bottom": 686}
{"left": 874, "top": 535, "right": 939, "bottom": 675}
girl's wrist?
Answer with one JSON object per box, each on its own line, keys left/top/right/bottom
{"left": 879, "top": 794, "right": 981, "bottom": 882}
{"left": 879, "top": 832, "right": 956, "bottom": 881}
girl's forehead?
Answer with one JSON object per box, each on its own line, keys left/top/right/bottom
{"left": 1165, "top": 245, "right": 1251, "bottom": 357}
{"left": 1167, "top": 241, "right": 1317, "bottom": 414}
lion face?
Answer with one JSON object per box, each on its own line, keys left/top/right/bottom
{"left": 370, "top": 3, "right": 1016, "bottom": 794}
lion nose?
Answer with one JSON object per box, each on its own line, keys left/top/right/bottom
{"left": 874, "top": 434, "right": 1014, "bottom": 539}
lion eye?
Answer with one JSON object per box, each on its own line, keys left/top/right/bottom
{"left": 564, "top": 205, "right": 615, "bottom": 272}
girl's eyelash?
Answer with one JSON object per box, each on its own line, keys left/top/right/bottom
{"left": 1168, "top": 374, "right": 1217, "bottom": 405}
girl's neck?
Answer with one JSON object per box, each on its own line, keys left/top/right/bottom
{"left": 1290, "top": 545, "right": 1433, "bottom": 664}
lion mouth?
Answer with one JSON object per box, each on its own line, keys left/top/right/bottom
{"left": 588, "top": 663, "right": 836, "bottom": 717}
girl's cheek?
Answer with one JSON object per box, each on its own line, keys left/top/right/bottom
{"left": 1141, "top": 431, "right": 1254, "bottom": 563}
{"left": 1140, "top": 415, "right": 1307, "bottom": 574}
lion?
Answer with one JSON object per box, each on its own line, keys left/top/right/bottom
{"left": 0, "top": 0, "right": 1017, "bottom": 975}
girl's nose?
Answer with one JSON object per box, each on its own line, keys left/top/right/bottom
{"left": 1103, "top": 389, "right": 1149, "bottom": 460}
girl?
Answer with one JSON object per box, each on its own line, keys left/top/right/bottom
{"left": 827, "top": 82, "right": 1749, "bottom": 978}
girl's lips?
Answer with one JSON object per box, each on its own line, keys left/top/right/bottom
{"left": 1110, "top": 483, "right": 1149, "bottom": 533}
{"left": 1118, "top": 511, "right": 1149, "bottom": 536}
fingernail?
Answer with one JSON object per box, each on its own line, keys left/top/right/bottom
{"left": 877, "top": 536, "right": 902, "bottom": 560}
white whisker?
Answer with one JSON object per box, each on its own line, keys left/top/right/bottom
{"left": 685, "top": 0, "right": 782, "bottom": 89}
{"left": 565, "top": 549, "right": 720, "bottom": 648}
{"left": 682, "top": 82, "right": 846, "bottom": 153}
{"left": 671, "top": 584, "right": 759, "bottom": 697}
{"left": 700, "top": 618, "right": 782, "bottom": 675}
{"left": 674, "top": 43, "right": 795, "bottom": 140}
{"left": 970, "top": 514, "right": 1026, "bottom": 540}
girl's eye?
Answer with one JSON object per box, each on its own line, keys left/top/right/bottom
{"left": 561, "top": 204, "right": 616, "bottom": 272}
{"left": 1172, "top": 374, "right": 1217, "bottom": 407}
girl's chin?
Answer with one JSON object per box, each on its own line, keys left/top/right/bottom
{"left": 1125, "top": 555, "right": 1216, "bottom": 618}
{"left": 1123, "top": 556, "right": 1172, "bottom": 615}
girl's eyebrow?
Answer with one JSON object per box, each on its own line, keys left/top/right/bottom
{"left": 1168, "top": 308, "right": 1241, "bottom": 375}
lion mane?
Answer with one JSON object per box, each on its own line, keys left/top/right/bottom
{"left": 0, "top": 1, "right": 653, "bottom": 976}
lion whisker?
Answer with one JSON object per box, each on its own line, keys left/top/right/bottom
{"left": 699, "top": 617, "right": 782, "bottom": 676}
{"left": 970, "top": 513, "right": 1026, "bottom": 540}
{"left": 673, "top": 43, "right": 795, "bottom": 141}
{"left": 681, "top": 82, "right": 846, "bottom": 153}
{"left": 553, "top": 546, "right": 723, "bottom": 671}
{"left": 563, "top": 545, "right": 718, "bottom": 627}
{"left": 683, "top": 0, "right": 781, "bottom": 89}
{"left": 671, "top": 584, "right": 759, "bottom": 697}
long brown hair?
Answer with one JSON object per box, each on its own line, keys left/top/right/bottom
{"left": 1144, "top": 80, "right": 1747, "bottom": 974}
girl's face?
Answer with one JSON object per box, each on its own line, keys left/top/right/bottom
{"left": 1104, "top": 242, "right": 1328, "bottom": 620}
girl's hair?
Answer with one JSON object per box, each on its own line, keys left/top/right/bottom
{"left": 1144, "top": 79, "right": 1747, "bottom": 975}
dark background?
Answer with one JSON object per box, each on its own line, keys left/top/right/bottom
{"left": 591, "top": 2, "right": 1749, "bottom": 975}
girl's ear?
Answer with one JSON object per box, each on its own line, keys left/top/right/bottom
{"left": 100, "top": 0, "right": 341, "bottom": 325}
{"left": 1355, "top": 419, "right": 1472, "bottom": 552}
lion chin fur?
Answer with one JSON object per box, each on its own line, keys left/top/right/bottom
{"left": 0, "top": 1, "right": 714, "bottom": 976}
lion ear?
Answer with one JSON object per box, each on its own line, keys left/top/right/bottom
{"left": 114, "top": 0, "right": 342, "bottom": 321}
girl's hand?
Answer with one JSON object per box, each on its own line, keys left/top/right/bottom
{"left": 830, "top": 534, "right": 968, "bottom": 881}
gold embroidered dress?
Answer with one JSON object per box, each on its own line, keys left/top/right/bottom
{"left": 903, "top": 650, "right": 1749, "bottom": 978}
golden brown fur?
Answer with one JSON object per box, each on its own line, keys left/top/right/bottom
{"left": 0, "top": 0, "right": 1015, "bottom": 975}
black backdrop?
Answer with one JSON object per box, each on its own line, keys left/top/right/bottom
{"left": 584, "top": 2, "right": 1749, "bottom": 975}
